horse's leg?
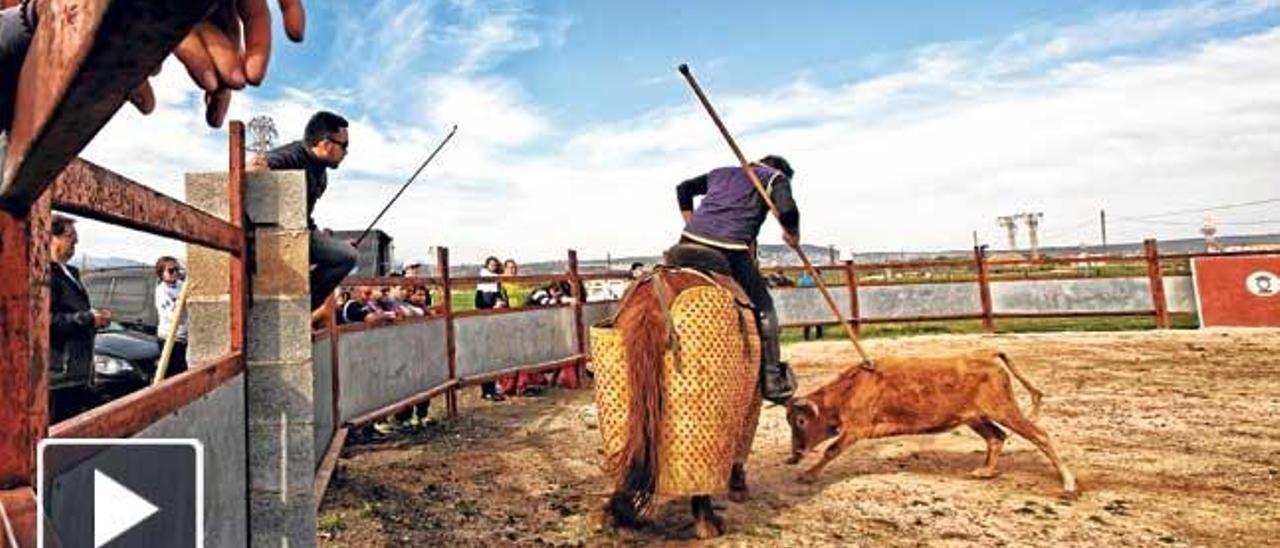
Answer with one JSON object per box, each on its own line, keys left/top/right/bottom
{"left": 691, "top": 495, "right": 724, "bottom": 539}
{"left": 728, "top": 463, "right": 749, "bottom": 502}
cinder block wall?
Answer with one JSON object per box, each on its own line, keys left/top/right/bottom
{"left": 187, "top": 170, "right": 318, "bottom": 547}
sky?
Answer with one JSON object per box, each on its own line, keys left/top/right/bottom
{"left": 75, "top": 0, "right": 1280, "bottom": 265}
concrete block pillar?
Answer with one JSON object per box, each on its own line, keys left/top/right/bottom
{"left": 187, "top": 170, "right": 317, "bottom": 547}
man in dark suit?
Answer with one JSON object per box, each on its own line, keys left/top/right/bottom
{"left": 49, "top": 215, "right": 111, "bottom": 420}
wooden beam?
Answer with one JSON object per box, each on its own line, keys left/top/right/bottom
{"left": 50, "top": 159, "right": 243, "bottom": 255}
{"left": 1, "top": 0, "right": 219, "bottom": 211}
{"left": 312, "top": 427, "right": 348, "bottom": 512}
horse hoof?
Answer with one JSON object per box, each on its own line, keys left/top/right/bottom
{"left": 693, "top": 515, "right": 725, "bottom": 539}
{"left": 797, "top": 472, "right": 819, "bottom": 485}
{"left": 728, "top": 488, "right": 750, "bottom": 503}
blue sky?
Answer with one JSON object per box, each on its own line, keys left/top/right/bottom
{"left": 79, "top": 0, "right": 1280, "bottom": 264}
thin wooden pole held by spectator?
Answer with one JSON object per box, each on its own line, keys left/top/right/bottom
{"left": 153, "top": 280, "right": 196, "bottom": 386}
{"left": 677, "top": 63, "right": 874, "bottom": 367}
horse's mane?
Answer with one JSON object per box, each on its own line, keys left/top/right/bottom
{"left": 607, "top": 270, "right": 713, "bottom": 522}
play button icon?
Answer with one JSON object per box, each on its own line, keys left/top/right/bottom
{"left": 93, "top": 469, "right": 159, "bottom": 547}
{"left": 39, "top": 439, "right": 202, "bottom": 548}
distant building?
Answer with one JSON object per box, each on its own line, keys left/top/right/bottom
{"left": 330, "top": 229, "right": 395, "bottom": 277}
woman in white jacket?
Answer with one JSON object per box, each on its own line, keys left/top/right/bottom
{"left": 154, "top": 257, "right": 189, "bottom": 376}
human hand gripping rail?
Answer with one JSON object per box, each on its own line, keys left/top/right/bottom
{"left": 676, "top": 63, "right": 874, "bottom": 370}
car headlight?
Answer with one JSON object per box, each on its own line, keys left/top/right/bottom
{"left": 93, "top": 355, "right": 134, "bottom": 376}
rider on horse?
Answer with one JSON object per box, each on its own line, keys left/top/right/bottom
{"left": 670, "top": 155, "right": 800, "bottom": 404}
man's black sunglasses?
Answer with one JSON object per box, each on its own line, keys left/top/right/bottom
{"left": 328, "top": 137, "right": 349, "bottom": 151}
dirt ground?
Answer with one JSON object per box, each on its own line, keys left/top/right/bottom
{"left": 318, "top": 329, "right": 1280, "bottom": 547}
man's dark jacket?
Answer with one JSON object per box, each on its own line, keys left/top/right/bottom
{"left": 50, "top": 263, "right": 95, "bottom": 388}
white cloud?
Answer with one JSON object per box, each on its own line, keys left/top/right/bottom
{"left": 69, "top": 2, "right": 1280, "bottom": 269}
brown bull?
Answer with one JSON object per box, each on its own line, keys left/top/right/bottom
{"left": 785, "top": 351, "right": 1077, "bottom": 496}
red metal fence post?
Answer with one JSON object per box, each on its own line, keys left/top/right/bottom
{"left": 228, "top": 122, "right": 247, "bottom": 354}
{"left": 1143, "top": 239, "right": 1170, "bottom": 329}
{"left": 0, "top": 193, "right": 50, "bottom": 490}
{"left": 438, "top": 247, "right": 458, "bottom": 418}
{"left": 564, "top": 249, "right": 587, "bottom": 389}
{"left": 975, "top": 245, "right": 995, "bottom": 333}
{"left": 844, "top": 259, "right": 861, "bottom": 336}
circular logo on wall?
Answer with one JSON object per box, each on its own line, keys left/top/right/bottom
{"left": 1246, "top": 270, "right": 1278, "bottom": 297}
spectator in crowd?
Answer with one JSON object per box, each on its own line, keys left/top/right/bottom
{"left": 360, "top": 286, "right": 397, "bottom": 322}
{"left": 630, "top": 262, "right": 646, "bottom": 279}
{"left": 404, "top": 260, "right": 427, "bottom": 278}
{"left": 797, "top": 271, "right": 816, "bottom": 287}
{"left": 49, "top": 215, "right": 111, "bottom": 421}
{"left": 474, "top": 257, "right": 507, "bottom": 400}
{"left": 153, "top": 256, "right": 189, "bottom": 376}
{"left": 408, "top": 285, "right": 432, "bottom": 313}
{"left": 527, "top": 281, "right": 573, "bottom": 307}
{"left": 501, "top": 258, "right": 530, "bottom": 308}
{"left": 475, "top": 256, "right": 508, "bottom": 310}
{"left": 384, "top": 284, "right": 424, "bottom": 317}
{"left": 766, "top": 271, "right": 794, "bottom": 288}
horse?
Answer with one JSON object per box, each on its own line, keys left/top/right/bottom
{"left": 600, "top": 265, "right": 763, "bottom": 539}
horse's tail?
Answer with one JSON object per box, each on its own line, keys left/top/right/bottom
{"left": 608, "top": 278, "right": 670, "bottom": 523}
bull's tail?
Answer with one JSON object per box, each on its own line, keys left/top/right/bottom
{"left": 994, "top": 351, "right": 1043, "bottom": 422}
{"left": 608, "top": 280, "right": 669, "bottom": 524}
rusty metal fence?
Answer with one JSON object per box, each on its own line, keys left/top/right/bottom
{"left": 764, "top": 242, "right": 1273, "bottom": 333}
{"left": 1, "top": 121, "right": 250, "bottom": 546}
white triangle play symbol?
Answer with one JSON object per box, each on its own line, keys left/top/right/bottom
{"left": 93, "top": 469, "right": 159, "bottom": 548}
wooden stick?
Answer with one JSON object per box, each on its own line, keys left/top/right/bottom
{"left": 677, "top": 63, "right": 874, "bottom": 367}
{"left": 153, "top": 279, "right": 196, "bottom": 386}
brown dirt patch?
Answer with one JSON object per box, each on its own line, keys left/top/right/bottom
{"left": 319, "top": 329, "right": 1280, "bottom": 546}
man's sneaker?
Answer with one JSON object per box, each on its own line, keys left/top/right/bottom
{"left": 761, "top": 361, "right": 797, "bottom": 405}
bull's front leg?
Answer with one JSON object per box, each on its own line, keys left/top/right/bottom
{"left": 798, "top": 433, "right": 858, "bottom": 484}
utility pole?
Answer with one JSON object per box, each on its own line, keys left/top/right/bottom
{"left": 828, "top": 245, "right": 838, "bottom": 265}
{"left": 1025, "top": 212, "right": 1043, "bottom": 259}
{"left": 997, "top": 215, "right": 1020, "bottom": 250}
{"left": 972, "top": 230, "right": 979, "bottom": 248}
{"left": 1099, "top": 209, "right": 1108, "bottom": 250}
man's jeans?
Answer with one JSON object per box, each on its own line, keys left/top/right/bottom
{"left": 311, "top": 231, "right": 358, "bottom": 310}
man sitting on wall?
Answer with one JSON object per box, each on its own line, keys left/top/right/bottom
{"left": 250, "top": 111, "right": 359, "bottom": 313}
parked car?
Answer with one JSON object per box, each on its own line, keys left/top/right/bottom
{"left": 80, "top": 266, "right": 163, "bottom": 393}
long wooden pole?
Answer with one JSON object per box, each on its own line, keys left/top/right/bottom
{"left": 677, "top": 63, "right": 873, "bottom": 367}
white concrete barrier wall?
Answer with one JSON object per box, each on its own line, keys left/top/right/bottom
{"left": 455, "top": 307, "right": 577, "bottom": 378}
{"left": 337, "top": 320, "right": 450, "bottom": 423}
{"left": 105, "top": 374, "right": 247, "bottom": 548}
{"left": 771, "top": 276, "right": 1197, "bottom": 325}
{"left": 312, "top": 337, "right": 333, "bottom": 468}
{"left": 991, "top": 275, "right": 1196, "bottom": 314}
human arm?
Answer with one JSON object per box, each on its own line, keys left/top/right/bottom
{"left": 676, "top": 173, "right": 708, "bottom": 223}
{"left": 769, "top": 175, "right": 800, "bottom": 245}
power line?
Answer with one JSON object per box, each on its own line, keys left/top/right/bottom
{"left": 1112, "top": 197, "right": 1280, "bottom": 222}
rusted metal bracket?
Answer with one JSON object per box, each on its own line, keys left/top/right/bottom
{"left": 0, "top": 0, "right": 219, "bottom": 213}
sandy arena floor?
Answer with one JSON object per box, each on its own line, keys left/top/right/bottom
{"left": 318, "top": 329, "right": 1280, "bottom": 546}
